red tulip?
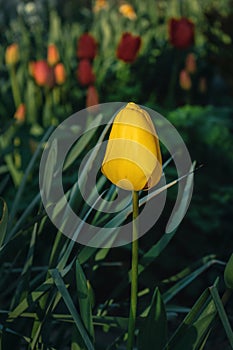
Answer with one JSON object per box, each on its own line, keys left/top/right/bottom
{"left": 86, "top": 85, "right": 99, "bottom": 107}
{"left": 33, "top": 60, "right": 55, "bottom": 88}
{"left": 169, "top": 18, "right": 195, "bottom": 49}
{"left": 77, "top": 59, "right": 95, "bottom": 86}
{"left": 77, "top": 33, "right": 97, "bottom": 60}
{"left": 116, "top": 32, "right": 141, "bottom": 63}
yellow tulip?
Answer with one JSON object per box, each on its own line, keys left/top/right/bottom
{"left": 119, "top": 4, "right": 137, "bottom": 20}
{"left": 101, "top": 102, "right": 162, "bottom": 191}
{"left": 5, "top": 43, "right": 19, "bottom": 65}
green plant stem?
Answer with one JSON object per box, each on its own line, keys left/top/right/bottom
{"left": 9, "top": 65, "right": 21, "bottom": 107}
{"left": 127, "top": 190, "right": 139, "bottom": 350}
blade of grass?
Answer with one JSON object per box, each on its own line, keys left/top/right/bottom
{"left": 8, "top": 126, "right": 54, "bottom": 230}
{"left": 75, "top": 259, "right": 94, "bottom": 341}
{"left": 165, "top": 278, "right": 219, "bottom": 350}
{"left": 0, "top": 198, "right": 8, "bottom": 247}
{"left": 163, "top": 258, "right": 223, "bottom": 304}
{"left": 10, "top": 220, "right": 37, "bottom": 309}
{"left": 50, "top": 268, "right": 94, "bottom": 350}
{"left": 8, "top": 260, "right": 74, "bottom": 319}
{"left": 209, "top": 286, "right": 233, "bottom": 348}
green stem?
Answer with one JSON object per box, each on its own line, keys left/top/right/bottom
{"left": 9, "top": 65, "right": 21, "bottom": 107}
{"left": 127, "top": 191, "right": 139, "bottom": 350}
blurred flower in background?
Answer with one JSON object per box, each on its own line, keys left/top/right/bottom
{"left": 54, "top": 63, "right": 66, "bottom": 85}
{"left": 32, "top": 60, "right": 55, "bottom": 88}
{"left": 179, "top": 69, "right": 192, "bottom": 90}
{"left": 5, "top": 43, "right": 19, "bottom": 65}
{"left": 169, "top": 18, "right": 195, "bottom": 49}
{"left": 77, "top": 59, "right": 95, "bottom": 86}
{"left": 116, "top": 32, "right": 141, "bottom": 63}
{"left": 47, "top": 43, "right": 60, "bottom": 66}
{"left": 93, "top": 0, "right": 108, "bottom": 12}
{"left": 185, "top": 53, "right": 197, "bottom": 74}
{"left": 77, "top": 33, "right": 97, "bottom": 60}
{"left": 86, "top": 85, "right": 99, "bottom": 107}
{"left": 119, "top": 3, "right": 137, "bottom": 20}
{"left": 14, "top": 103, "right": 26, "bottom": 123}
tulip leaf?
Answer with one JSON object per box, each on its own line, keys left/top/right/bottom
{"left": 0, "top": 198, "right": 8, "bottom": 248}
{"left": 209, "top": 286, "right": 233, "bottom": 348}
{"left": 165, "top": 161, "right": 195, "bottom": 233}
{"left": 50, "top": 268, "right": 94, "bottom": 350}
{"left": 63, "top": 113, "right": 103, "bottom": 171}
{"left": 75, "top": 259, "right": 94, "bottom": 341}
{"left": 138, "top": 287, "right": 167, "bottom": 350}
{"left": 166, "top": 279, "right": 219, "bottom": 350}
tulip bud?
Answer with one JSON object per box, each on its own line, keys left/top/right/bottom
{"left": 33, "top": 60, "right": 55, "bottom": 88}
{"left": 119, "top": 4, "right": 137, "bottom": 20}
{"left": 199, "top": 77, "right": 207, "bottom": 93}
{"left": 54, "top": 63, "right": 66, "bottom": 85}
{"left": 224, "top": 254, "right": 233, "bottom": 290}
{"left": 179, "top": 69, "right": 192, "bottom": 90}
{"left": 77, "top": 59, "right": 95, "bottom": 86}
{"left": 47, "top": 44, "right": 60, "bottom": 66}
{"left": 5, "top": 43, "right": 19, "bottom": 65}
{"left": 117, "top": 33, "right": 141, "bottom": 63}
{"left": 77, "top": 33, "right": 97, "bottom": 60}
{"left": 169, "top": 17, "right": 195, "bottom": 49}
{"left": 14, "top": 103, "right": 26, "bottom": 123}
{"left": 86, "top": 85, "right": 99, "bottom": 107}
{"left": 185, "top": 53, "right": 197, "bottom": 74}
{"left": 101, "top": 102, "right": 162, "bottom": 191}
{"left": 93, "top": 0, "right": 108, "bottom": 12}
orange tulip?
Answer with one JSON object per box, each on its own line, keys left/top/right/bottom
{"left": 47, "top": 44, "right": 60, "bottom": 66}
{"left": 179, "top": 69, "right": 192, "bottom": 90}
{"left": 54, "top": 63, "right": 66, "bottom": 85}
{"left": 33, "top": 60, "right": 55, "bottom": 88}
{"left": 93, "top": 0, "right": 108, "bottom": 12}
{"left": 185, "top": 53, "right": 197, "bottom": 74}
{"left": 14, "top": 103, "right": 26, "bottom": 123}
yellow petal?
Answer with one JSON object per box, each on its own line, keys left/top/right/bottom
{"left": 101, "top": 102, "right": 162, "bottom": 191}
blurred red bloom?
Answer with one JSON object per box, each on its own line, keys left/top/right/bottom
{"left": 33, "top": 60, "right": 55, "bottom": 88}
{"left": 54, "top": 63, "right": 66, "bottom": 85}
{"left": 77, "top": 33, "right": 97, "bottom": 60}
{"left": 86, "top": 85, "right": 99, "bottom": 107}
{"left": 169, "top": 18, "right": 195, "bottom": 49}
{"left": 77, "top": 59, "right": 95, "bottom": 86}
{"left": 116, "top": 33, "right": 141, "bottom": 63}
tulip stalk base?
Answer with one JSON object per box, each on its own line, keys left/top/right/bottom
{"left": 127, "top": 190, "right": 139, "bottom": 350}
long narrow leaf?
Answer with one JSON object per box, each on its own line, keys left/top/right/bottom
{"left": 0, "top": 198, "right": 8, "bottom": 247}
{"left": 138, "top": 287, "right": 167, "bottom": 350}
{"left": 209, "top": 286, "right": 233, "bottom": 348}
{"left": 50, "top": 268, "right": 94, "bottom": 350}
